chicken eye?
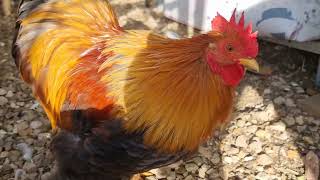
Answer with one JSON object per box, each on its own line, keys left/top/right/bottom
{"left": 226, "top": 44, "right": 234, "bottom": 52}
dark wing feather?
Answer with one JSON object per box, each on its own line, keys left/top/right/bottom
{"left": 50, "top": 110, "right": 191, "bottom": 180}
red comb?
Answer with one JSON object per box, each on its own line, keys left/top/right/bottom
{"left": 211, "top": 8, "right": 257, "bottom": 38}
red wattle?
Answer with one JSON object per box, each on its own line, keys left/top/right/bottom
{"left": 220, "top": 64, "right": 245, "bottom": 87}
{"left": 207, "top": 53, "right": 245, "bottom": 87}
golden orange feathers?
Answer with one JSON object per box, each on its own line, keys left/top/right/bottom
{"left": 15, "top": 0, "right": 234, "bottom": 152}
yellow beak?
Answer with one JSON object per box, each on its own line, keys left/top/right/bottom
{"left": 239, "top": 58, "right": 259, "bottom": 72}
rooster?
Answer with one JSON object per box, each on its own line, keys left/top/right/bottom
{"left": 12, "top": 0, "right": 259, "bottom": 179}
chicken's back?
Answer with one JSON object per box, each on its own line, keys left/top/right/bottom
{"left": 12, "top": 1, "right": 191, "bottom": 179}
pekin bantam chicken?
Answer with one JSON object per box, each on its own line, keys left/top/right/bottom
{"left": 12, "top": 0, "right": 259, "bottom": 179}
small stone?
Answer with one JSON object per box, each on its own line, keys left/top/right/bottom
{"left": 257, "top": 154, "right": 273, "bottom": 166}
{"left": 198, "top": 146, "right": 212, "bottom": 159}
{"left": 299, "top": 94, "right": 320, "bottom": 117}
{"left": 246, "top": 125, "right": 258, "bottom": 134}
{"left": 284, "top": 117, "right": 296, "bottom": 126}
{"left": 295, "top": 116, "right": 304, "bottom": 125}
{"left": 235, "top": 135, "right": 248, "bottom": 148}
{"left": 278, "top": 132, "right": 289, "bottom": 140}
{"left": 297, "top": 125, "right": 307, "bottom": 133}
{"left": 38, "top": 133, "right": 51, "bottom": 141}
{"left": 30, "top": 120, "right": 43, "bottom": 129}
{"left": 244, "top": 156, "right": 254, "bottom": 161}
{"left": 285, "top": 98, "right": 296, "bottom": 107}
{"left": 192, "top": 157, "right": 203, "bottom": 166}
{"left": 283, "top": 87, "right": 291, "bottom": 91}
{"left": 185, "top": 163, "right": 198, "bottom": 173}
{"left": 287, "top": 150, "right": 300, "bottom": 160}
{"left": 6, "top": 90, "right": 14, "bottom": 98}
{"left": 184, "top": 175, "right": 195, "bottom": 180}
{"left": 0, "top": 96, "right": 8, "bottom": 106}
{"left": 23, "top": 162, "right": 37, "bottom": 173}
{"left": 237, "top": 119, "right": 246, "bottom": 127}
{"left": 306, "top": 88, "right": 318, "bottom": 96}
{"left": 198, "top": 164, "right": 210, "bottom": 178}
{"left": 263, "top": 88, "right": 271, "bottom": 95}
{"left": 41, "top": 172, "right": 52, "bottom": 180}
{"left": 167, "top": 172, "right": 176, "bottom": 180}
{"left": 223, "top": 156, "right": 233, "bottom": 164}
{"left": 274, "top": 96, "right": 285, "bottom": 105}
{"left": 9, "top": 150, "right": 21, "bottom": 162}
{"left": 150, "top": 167, "right": 170, "bottom": 179}
{"left": 296, "top": 87, "right": 305, "bottom": 94}
{"left": 255, "top": 172, "right": 274, "bottom": 180}
{"left": 256, "top": 130, "right": 271, "bottom": 140}
{"left": 305, "top": 151, "right": 319, "bottom": 180}
{"left": 311, "top": 119, "right": 320, "bottom": 126}
{"left": 210, "top": 153, "right": 221, "bottom": 164}
{"left": 21, "top": 110, "right": 37, "bottom": 121}
{"left": 291, "top": 82, "right": 299, "bottom": 87}
{"left": 268, "top": 122, "right": 286, "bottom": 132}
{"left": 16, "top": 143, "right": 33, "bottom": 161}
{"left": 236, "top": 86, "right": 263, "bottom": 109}
{"left": 0, "top": 151, "right": 9, "bottom": 158}
{"left": 167, "top": 160, "right": 182, "bottom": 170}
{"left": 228, "top": 147, "right": 240, "bottom": 155}
{"left": 14, "top": 169, "right": 26, "bottom": 180}
{"left": 0, "top": 88, "right": 7, "bottom": 96}
{"left": 16, "top": 121, "right": 29, "bottom": 132}
{"left": 249, "top": 140, "right": 263, "bottom": 154}
{"left": 303, "top": 136, "right": 314, "bottom": 144}
{"left": 145, "top": 176, "right": 157, "bottom": 180}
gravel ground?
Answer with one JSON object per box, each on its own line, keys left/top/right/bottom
{"left": 1, "top": 0, "right": 320, "bottom": 180}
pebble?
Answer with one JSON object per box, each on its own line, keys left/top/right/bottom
{"left": 268, "top": 122, "right": 286, "bottom": 132}
{"left": 0, "top": 96, "right": 8, "bottom": 106}
{"left": 30, "top": 120, "right": 43, "bottom": 129}
{"left": 6, "top": 90, "right": 14, "bottom": 98}
{"left": 263, "top": 88, "right": 271, "bottom": 95}
{"left": 23, "top": 162, "right": 37, "bottom": 173}
{"left": 291, "top": 82, "right": 299, "bottom": 87}
{"left": 150, "top": 168, "right": 170, "bottom": 179}
{"left": 285, "top": 98, "right": 296, "bottom": 107}
{"left": 8, "top": 150, "right": 21, "bottom": 162}
{"left": 198, "top": 164, "right": 210, "bottom": 178}
{"left": 235, "top": 135, "right": 248, "bottom": 148}
{"left": 246, "top": 125, "right": 258, "bottom": 134}
{"left": 38, "top": 133, "right": 51, "bottom": 141}
{"left": 184, "top": 163, "right": 198, "bottom": 173}
{"left": 184, "top": 175, "right": 195, "bottom": 180}
{"left": 284, "top": 117, "right": 296, "bottom": 126}
{"left": 297, "top": 125, "right": 307, "bottom": 133}
{"left": 0, "top": 88, "right": 7, "bottom": 95}
{"left": 295, "top": 116, "right": 304, "bottom": 125}
{"left": 16, "top": 121, "right": 29, "bottom": 132}
{"left": 210, "top": 153, "right": 221, "bottom": 164}
{"left": 249, "top": 140, "right": 263, "bottom": 154}
{"left": 16, "top": 143, "right": 33, "bottom": 161}
{"left": 257, "top": 154, "right": 273, "bottom": 166}
{"left": 41, "top": 172, "right": 52, "bottom": 180}
{"left": 192, "top": 157, "right": 203, "bottom": 166}
{"left": 273, "top": 96, "right": 285, "bottom": 105}
{"left": 296, "top": 87, "right": 305, "bottom": 94}
{"left": 244, "top": 156, "right": 254, "bottom": 161}
{"left": 256, "top": 129, "right": 272, "bottom": 140}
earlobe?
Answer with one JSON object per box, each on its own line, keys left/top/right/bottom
{"left": 208, "top": 43, "right": 216, "bottom": 50}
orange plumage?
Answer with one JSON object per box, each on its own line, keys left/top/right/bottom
{"left": 12, "top": 0, "right": 259, "bottom": 179}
